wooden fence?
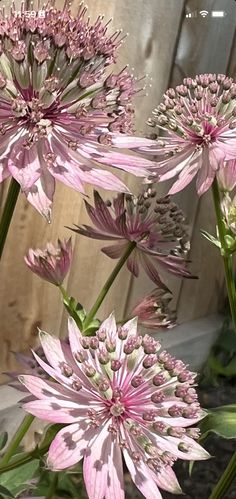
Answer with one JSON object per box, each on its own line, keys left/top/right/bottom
{"left": 0, "top": 0, "right": 235, "bottom": 377}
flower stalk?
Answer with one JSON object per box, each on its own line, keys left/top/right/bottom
{"left": 212, "top": 178, "right": 236, "bottom": 333}
{"left": 209, "top": 450, "right": 236, "bottom": 499}
{"left": 0, "top": 178, "right": 20, "bottom": 260}
{"left": 0, "top": 414, "right": 34, "bottom": 468}
{"left": 45, "top": 473, "right": 58, "bottom": 499}
{"left": 209, "top": 178, "right": 236, "bottom": 498}
{"left": 83, "top": 241, "right": 136, "bottom": 330}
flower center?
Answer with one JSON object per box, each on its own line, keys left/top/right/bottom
{"left": 110, "top": 401, "right": 125, "bottom": 417}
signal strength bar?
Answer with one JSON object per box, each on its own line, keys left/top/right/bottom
{"left": 185, "top": 11, "right": 197, "bottom": 18}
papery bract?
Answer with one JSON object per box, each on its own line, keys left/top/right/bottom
{"left": 25, "top": 238, "right": 72, "bottom": 286}
{"left": 71, "top": 189, "right": 192, "bottom": 287}
{"left": 217, "top": 160, "right": 236, "bottom": 192}
{"left": 20, "top": 314, "right": 209, "bottom": 499}
{"left": 0, "top": 1, "right": 154, "bottom": 219}
{"left": 138, "top": 74, "right": 236, "bottom": 196}
{"left": 221, "top": 193, "right": 236, "bottom": 235}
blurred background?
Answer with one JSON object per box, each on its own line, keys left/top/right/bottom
{"left": 0, "top": 0, "right": 236, "bottom": 378}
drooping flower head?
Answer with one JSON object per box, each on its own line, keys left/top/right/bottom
{"left": 130, "top": 287, "right": 176, "bottom": 329}
{"left": 24, "top": 238, "right": 72, "bottom": 286}
{"left": 142, "top": 74, "right": 236, "bottom": 195}
{"left": 20, "top": 314, "right": 209, "bottom": 499}
{"left": 0, "top": 1, "right": 154, "bottom": 219}
{"left": 71, "top": 189, "right": 192, "bottom": 287}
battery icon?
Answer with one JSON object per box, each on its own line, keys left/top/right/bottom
{"left": 211, "top": 11, "right": 226, "bottom": 17}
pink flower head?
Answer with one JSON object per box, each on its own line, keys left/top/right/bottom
{"left": 0, "top": 1, "right": 154, "bottom": 219}
{"left": 217, "top": 159, "right": 236, "bottom": 192}
{"left": 20, "top": 314, "right": 209, "bottom": 499}
{"left": 25, "top": 238, "right": 72, "bottom": 286}
{"left": 131, "top": 287, "right": 176, "bottom": 329}
{"left": 140, "top": 74, "right": 236, "bottom": 195}
{"left": 71, "top": 189, "right": 193, "bottom": 287}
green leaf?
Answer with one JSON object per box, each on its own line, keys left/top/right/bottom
{"left": 0, "top": 484, "right": 14, "bottom": 497}
{"left": 200, "top": 405, "right": 236, "bottom": 439}
{"left": 0, "top": 433, "right": 8, "bottom": 451}
{"left": 62, "top": 296, "right": 84, "bottom": 329}
{"left": 83, "top": 319, "right": 101, "bottom": 336}
{"left": 0, "top": 459, "right": 39, "bottom": 496}
{"left": 215, "top": 326, "right": 236, "bottom": 351}
{"left": 38, "top": 423, "right": 64, "bottom": 452}
{"left": 200, "top": 230, "right": 221, "bottom": 248}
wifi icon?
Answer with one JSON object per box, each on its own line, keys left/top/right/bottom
{"left": 199, "top": 10, "right": 209, "bottom": 17}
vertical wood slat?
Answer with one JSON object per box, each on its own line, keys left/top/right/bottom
{"left": 0, "top": 0, "right": 184, "bottom": 378}
{"left": 125, "top": 0, "right": 236, "bottom": 321}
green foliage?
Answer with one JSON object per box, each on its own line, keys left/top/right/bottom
{"left": 82, "top": 318, "right": 101, "bottom": 336}
{"left": 201, "top": 230, "right": 221, "bottom": 249}
{"left": 201, "top": 227, "right": 236, "bottom": 255}
{"left": 38, "top": 424, "right": 64, "bottom": 453}
{"left": 200, "top": 318, "right": 236, "bottom": 385}
{"left": 62, "top": 295, "right": 85, "bottom": 329}
{"left": 31, "top": 469, "right": 86, "bottom": 498}
{"left": 200, "top": 405, "right": 236, "bottom": 439}
{"left": 62, "top": 295, "right": 100, "bottom": 334}
{"left": 0, "top": 459, "right": 39, "bottom": 497}
{"left": 0, "top": 424, "right": 85, "bottom": 497}
{"left": 0, "top": 484, "right": 14, "bottom": 497}
{"left": 0, "top": 434, "right": 8, "bottom": 452}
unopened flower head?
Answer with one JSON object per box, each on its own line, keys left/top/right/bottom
{"left": 25, "top": 238, "right": 72, "bottom": 286}
{"left": 71, "top": 189, "right": 192, "bottom": 287}
{"left": 0, "top": 1, "right": 154, "bottom": 219}
{"left": 20, "top": 314, "right": 209, "bottom": 498}
{"left": 144, "top": 74, "right": 236, "bottom": 196}
{"left": 217, "top": 159, "right": 236, "bottom": 192}
{"left": 7, "top": 343, "right": 51, "bottom": 394}
{"left": 131, "top": 287, "right": 176, "bottom": 329}
{"left": 221, "top": 193, "right": 236, "bottom": 235}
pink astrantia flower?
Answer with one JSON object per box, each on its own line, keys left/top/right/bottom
{"left": 25, "top": 238, "right": 72, "bottom": 286}
{"left": 71, "top": 189, "right": 192, "bottom": 287}
{"left": 137, "top": 74, "right": 236, "bottom": 195}
{"left": 130, "top": 287, "right": 176, "bottom": 329}
{"left": 0, "top": 1, "right": 154, "bottom": 219}
{"left": 217, "top": 160, "right": 236, "bottom": 192}
{"left": 20, "top": 314, "right": 209, "bottom": 499}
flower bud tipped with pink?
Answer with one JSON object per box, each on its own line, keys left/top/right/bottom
{"left": 217, "top": 160, "right": 236, "bottom": 192}
{"left": 25, "top": 238, "right": 72, "bottom": 286}
{"left": 131, "top": 287, "right": 176, "bottom": 329}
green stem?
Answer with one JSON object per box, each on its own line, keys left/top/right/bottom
{"left": 212, "top": 179, "right": 236, "bottom": 332}
{"left": 45, "top": 473, "right": 58, "bottom": 499}
{"left": 83, "top": 241, "right": 136, "bottom": 330}
{"left": 0, "top": 415, "right": 34, "bottom": 467}
{"left": 209, "top": 179, "right": 236, "bottom": 499}
{"left": 0, "top": 439, "right": 50, "bottom": 474}
{"left": 59, "top": 285, "right": 68, "bottom": 301}
{"left": 0, "top": 178, "right": 20, "bottom": 259}
{"left": 209, "top": 451, "right": 236, "bottom": 499}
